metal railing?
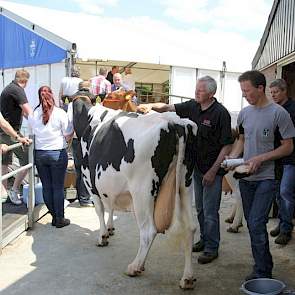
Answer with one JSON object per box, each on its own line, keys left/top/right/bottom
{"left": 136, "top": 89, "right": 193, "bottom": 104}
{"left": 0, "top": 137, "right": 35, "bottom": 254}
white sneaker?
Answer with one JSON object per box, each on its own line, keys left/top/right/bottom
{"left": 8, "top": 189, "right": 22, "bottom": 205}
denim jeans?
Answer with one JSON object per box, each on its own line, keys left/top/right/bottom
{"left": 239, "top": 179, "right": 276, "bottom": 277}
{"left": 35, "top": 149, "right": 68, "bottom": 219}
{"left": 193, "top": 168, "right": 223, "bottom": 254}
{"left": 72, "top": 138, "right": 91, "bottom": 203}
{"left": 276, "top": 164, "right": 295, "bottom": 234}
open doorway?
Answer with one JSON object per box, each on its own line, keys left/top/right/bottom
{"left": 76, "top": 59, "right": 170, "bottom": 103}
{"left": 282, "top": 62, "right": 295, "bottom": 98}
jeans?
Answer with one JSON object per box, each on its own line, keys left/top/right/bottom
{"left": 35, "top": 149, "right": 68, "bottom": 218}
{"left": 239, "top": 179, "right": 276, "bottom": 277}
{"left": 193, "top": 168, "right": 223, "bottom": 254}
{"left": 72, "top": 138, "right": 91, "bottom": 203}
{"left": 276, "top": 164, "right": 295, "bottom": 234}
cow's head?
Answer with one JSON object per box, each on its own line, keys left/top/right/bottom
{"left": 103, "top": 90, "right": 137, "bottom": 112}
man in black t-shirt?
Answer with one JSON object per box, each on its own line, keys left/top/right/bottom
{"left": 138, "top": 76, "right": 233, "bottom": 264}
{"left": 0, "top": 69, "right": 32, "bottom": 205}
{"left": 269, "top": 78, "right": 295, "bottom": 245}
{"left": 106, "top": 66, "right": 119, "bottom": 84}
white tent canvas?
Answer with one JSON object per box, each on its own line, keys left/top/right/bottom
{"left": 0, "top": 0, "right": 248, "bottom": 73}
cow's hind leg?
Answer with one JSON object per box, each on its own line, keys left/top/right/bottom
{"left": 179, "top": 227, "right": 196, "bottom": 289}
{"left": 179, "top": 185, "right": 196, "bottom": 290}
{"left": 93, "top": 195, "right": 109, "bottom": 246}
{"left": 126, "top": 194, "right": 157, "bottom": 276}
{"left": 107, "top": 209, "right": 115, "bottom": 236}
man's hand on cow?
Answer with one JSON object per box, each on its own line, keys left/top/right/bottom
{"left": 202, "top": 168, "right": 217, "bottom": 187}
{"left": 137, "top": 104, "right": 152, "bottom": 114}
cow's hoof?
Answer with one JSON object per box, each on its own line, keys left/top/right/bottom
{"left": 126, "top": 265, "right": 142, "bottom": 277}
{"left": 108, "top": 228, "right": 115, "bottom": 236}
{"left": 179, "top": 278, "right": 196, "bottom": 290}
{"left": 96, "top": 236, "right": 109, "bottom": 247}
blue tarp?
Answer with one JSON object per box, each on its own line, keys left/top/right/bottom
{"left": 0, "top": 14, "right": 67, "bottom": 69}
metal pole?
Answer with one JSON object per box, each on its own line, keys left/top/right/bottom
{"left": 27, "top": 136, "right": 35, "bottom": 229}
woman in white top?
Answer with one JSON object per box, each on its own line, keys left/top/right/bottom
{"left": 28, "top": 86, "right": 73, "bottom": 228}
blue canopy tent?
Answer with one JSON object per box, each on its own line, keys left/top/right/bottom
{"left": 0, "top": 7, "right": 74, "bottom": 107}
{"left": 0, "top": 14, "right": 67, "bottom": 69}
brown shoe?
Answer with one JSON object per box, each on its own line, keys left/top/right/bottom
{"left": 197, "top": 252, "right": 218, "bottom": 264}
{"left": 274, "top": 233, "right": 291, "bottom": 245}
{"left": 192, "top": 240, "right": 205, "bottom": 252}
{"left": 55, "top": 218, "right": 70, "bottom": 228}
{"left": 270, "top": 225, "right": 280, "bottom": 237}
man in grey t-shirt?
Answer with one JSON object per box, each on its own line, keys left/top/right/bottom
{"left": 229, "top": 70, "right": 295, "bottom": 281}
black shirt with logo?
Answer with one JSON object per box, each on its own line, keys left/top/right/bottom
{"left": 0, "top": 81, "right": 28, "bottom": 132}
{"left": 175, "top": 98, "right": 234, "bottom": 175}
{"left": 275, "top": 98, "right": 295, "bottom": 179}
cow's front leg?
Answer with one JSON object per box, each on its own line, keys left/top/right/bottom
{"left": 126, "top": 196, "right": 157, "bottom": 276}
{"left": 107, "top": 209, "right": 115, "bottom": 236}
{"left": 93, "top": 196, "right": 109, "bottom": 246}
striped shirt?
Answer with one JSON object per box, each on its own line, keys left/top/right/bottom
{"left": 90, "top": 75, "right": 111, "bottom": 96}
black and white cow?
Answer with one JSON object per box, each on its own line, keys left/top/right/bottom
{"left": 73, "top": 96, "right": 198, "bottom": 289}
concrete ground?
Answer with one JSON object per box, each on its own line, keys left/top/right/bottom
{"left": 0, "top": 194, "right": 294, "bottom": 295}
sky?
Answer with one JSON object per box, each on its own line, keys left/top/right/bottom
{"left": 2, "top": 0, "right": 274, "bottom": 71}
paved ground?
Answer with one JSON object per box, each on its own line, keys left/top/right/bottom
{"left": 0, "top": 194, "right": 294, "bottom": 295}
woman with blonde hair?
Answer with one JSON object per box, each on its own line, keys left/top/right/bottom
{"left": 28, "top": 86, "right": 73, "bottom": 228}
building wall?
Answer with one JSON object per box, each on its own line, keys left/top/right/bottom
{"left": 261, "top": 63, "right": 277, "bottom": 99}
{"left": 253, "top": 0, "right": 295, "bottom": 70}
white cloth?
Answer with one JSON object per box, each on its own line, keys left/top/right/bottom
{"left": 60, "top": 77, "right": 83, "bottom": 96}
{"left": 28, "top": 106, "right": 73, "bottom": 150}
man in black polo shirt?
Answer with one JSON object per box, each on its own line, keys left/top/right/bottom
{"left": 0, "top": 69, "right": 32, "bottom": 205}
{"left": 138, "top": 76, "right": 233, "bottom": 264}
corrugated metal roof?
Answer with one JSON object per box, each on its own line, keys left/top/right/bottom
{"left": 252, "top": 0, "right": 295, "bottom": 69}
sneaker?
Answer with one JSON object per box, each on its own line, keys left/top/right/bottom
{"left": 197, "top": 252, "right": 218, "bottom": 264}
{"left": 274, "top": 233, "right": 291, "bottom": 245}
{"left": 8, "top": 189, "right": 22, "bottom": 205}
{"left": 270, "top": 225, "right": 280, "bottom": 237}
{"left": 192, "top": 240, "right": 205, "bottom": 252}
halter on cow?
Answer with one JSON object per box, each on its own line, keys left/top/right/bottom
{"left": 72, "top": 95, "right": 198, "bottom": 289}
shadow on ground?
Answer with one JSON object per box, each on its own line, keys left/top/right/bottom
{"left": 0, "top": 198, "right": 294, "bottom": 295}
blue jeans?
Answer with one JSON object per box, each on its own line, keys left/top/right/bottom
{"left": 72, "top": 138, "right": 91, "bottom": 203}
{"left": 35, "top": 149, "right": 68, "bottom": 219}
{"left": 277, "top": 165, "right": 295, "bottom": 234}
{"left": 239, "top": 179, "right": 276, "bottom": 277}
{"left": 193, "top": 168, "right": 222, "bottom": 254}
